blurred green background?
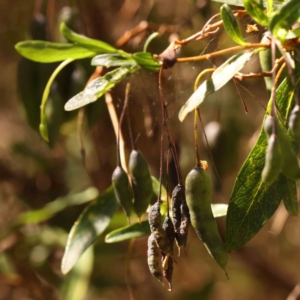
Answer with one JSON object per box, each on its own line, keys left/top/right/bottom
{"left": 1, "top": 0, "right": 300, "bottom": 299}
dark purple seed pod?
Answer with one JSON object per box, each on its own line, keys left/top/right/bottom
{"left": 147, "top": 234, "right": 163, "bottom": 285}
{"left": 162, "top": 256, "right": 173, "bottom": 291}
{"left": 162, "top": 216, "right": 175, "bottom": 255}
{"left": 171, "top": 185, "right": 185, "bottom": 244}
{"left": 148, "top": 202, "right": 161, "bottom": 233}
{"left": 178, "top": 200, "right": 190, "bottom": 248}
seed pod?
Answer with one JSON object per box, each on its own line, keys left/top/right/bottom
{"left": 178, "top": 200, "right": 190, "bottom": 248}
{"left": 171, "top": 184, "right": 190, "bottom": 250}
{"left": 171, "top": 185, "right": 183, "bottom": 237}
{"left": 153, "top": 228, "right": 172, "bottom": 258}
{"left": 147, "top": 234, "right": 164, "bottom": 285}
{"left": 161, "top": 216, "right": 175, "bottom": 290}
{"left": 289, "top": 104, "right": 300, "bottom": 140}
{"left": 112, "top": 166, "right": 133, "bottom": 221}
{"left": 262, "top": 134, "right": 283, "bottom": 184}
{"left": 264, "top": 115, "right": 300, "bottom": 180}
{"left": 129, "top": 150, "right": 153, "bottom": 218}
{"left": 259, "top": 33, "right": 272, "bottom": 96}
{"left": 162, "top": 216, "right": 175, "bottom": 254}
{"left": 148, "top": 202, "right": 162, "bottom": 232}
{"left": 185, "top": 166, "right": 228, "bottom": 271}
{"left": 264, "top": 115, "right": 274, "bottom": 138}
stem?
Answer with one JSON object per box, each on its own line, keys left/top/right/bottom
{"left": 116, "top": 83, "right": 131, "bottom": 168}
{"left": 177, "top": 43, "right": 269, "bottom": 63}
{"left": 158, "top": 68, "right": 182, "bottom": 185}
{"left": 194, "top": 109, "right": 200, "bottom": 167}
{"left": 176, "top": 10, "right": 247, "bottom": 46}
{"left": 105, "top": 92, "right": 128, "bottom": 173}
{"left": 166, "top": 148, "right": 170, "bottom": 218}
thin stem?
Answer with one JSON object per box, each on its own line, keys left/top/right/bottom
{"left": 166, "top": 148, "right": 171, "bottom": 218}
{"left": 105, "top": 92, "right": 128, "bottom": 173}
{"left": 116, "top": 83, "right": 131, "bottom": 167}
{"left": 176, "top": 10, "right": 247, "bottom": 46}
{"left": 126, "top": 97, "right": 135, "bottom": 151}
{"left": 158, "top": 67, "right": 165, "bottom": 203}
{"left": 158, "top": 68, "right": 182, "bottom": 185}
{"left": 177, "top": 43, "right": 269, "bottom": 63}
{"left": 233, "top": 78, "right": 248, "bottom": 114}
{"left": 194, "top": 109, "right": 200, "bottom": 167}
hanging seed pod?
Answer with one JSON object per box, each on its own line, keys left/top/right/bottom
{"left": 262, "top": 134, "right": 283, "bottom": 184}
{"left": 149, "top": 202, "right": 162, "bottom": 232}
{"left": 264, "top": 115, "right": 300, "bottom": 180}
{"left": 129, "top": 150, "right": 153, "bottom": 219}
{"left": 147, "top": 234, "right": 164, "bottom": 285}
{"left": 161, "top": 216, "right": 175, "bottom": 290}
{"left": 112, "top": 166, "right": 133, "bottom": 222}
{"left": 178, "top": 200, "right": 190, "bottom": 248}
{"left": 171, "top": 184, "right": 184, "bottom": 240}
{"left": 289, "top": 104, "right": 300, "bottom": 140}
{"left": 162, "top": 255, "right": 173, "bottom": 292}
{"left": 185, "top": 165, "right": 228, "bottom": 272}
{"left": 162, "top": 216, "right": 175, "bottom": 253}
{"left": 171, "top": 184, "right": 190, "bottom": 251}
{"left": 152, "top": 228, "right": 172, "bottom": 258}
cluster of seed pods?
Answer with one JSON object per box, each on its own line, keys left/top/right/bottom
{"left": 112, "top": 149, "right": 153, "bottom": 224}
{"left": 147, "top": 161, "right": 229, "bottom": 290}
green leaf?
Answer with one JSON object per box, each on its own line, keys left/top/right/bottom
{"left": 61, "top": 186, "right": 119, "bottom": 274}
{"left": 91, "top": 54, "right": 137, "bottom": 68}
{"left": 105, "top": 221, "right": 150, "bottom": 243}
{"left": 225, "top": 64, "right": 300, "bottom": 252}
{"left": 243, "top": 0, "right": 269, "bottom": 27}
{"left": 15, "top": 41, "right": 96, "bottom": 63}
{"left": 143, "top": 32, "right": 159, "bottom": 52}
{"left": 221, "top": 4, "right": 247, "bottom": 45}
{"left": 64, "top": 67, "right": 135, "bottom": 111}
{"left": 61, "top": 246, "right": 94, "bottom": 300}
{"left": 17, "top": 187, "right": 99, "bottom": 225}
{"left": 212, "top": 0, "right": 283, "bottom": 9}
{"left": 39, "top": 58, "right": 75, "bottom": 141}
{"left": 269, "top": 0, "right": 300, "bottom": 40}
{"left": 179, "top": 51, "right": 254, "bottom": 121}
{"left": 132, "top": 52, "right": 162, "bottom": 72}
{"left": 60, "top": 22, "right": 117, "bottom": 53}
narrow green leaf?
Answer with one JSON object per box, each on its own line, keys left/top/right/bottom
{"left": 60, "top": 22, "right": 117, "bottom": 53}
{"left": 17, "top": 187, "right": 99, "bottom": 225}
{"left": 143, "top": 32, "right": 159, "bottom": 53}
{"left": 179, "top": 51, "right": 254, "bottom": 121}
{"left": 132, "top": 52, "right": 162, "bottom": 72}
{"left": 105, "top": 221, "right": 150, "bottom": 243}
{"left": 61, "top": 246, "right": 94, "bottom": 300}
{"left": 225, "top": 64, "right": 300, "bottom": 252}
{"left": 39, "top": 58, "right": 75, "bottom": 141}
{"left": 266, "top": 0, "right": 273, "bottom": 15}
{"left": 15, "top": 41, "right": 96, "bottom": 63}
{"left": 243, "top": 0, "right": 269, "bottom": 27}
{"left": 64, "top": 67, "right": 134, "bottom": 111}
{"left": 61, "top": 186, "right": 119, "bottom": 274}
{"left": 212, "top": 0, "right": 282, "bottom": 9}
{"left": 91, "top": 54, "right": 137, "bottom": 68}
{"left": 221, "top": 4, "right": 247, "bottom": 45}
{"left": 269, "top": 0, "right": 300, "bottom": 40}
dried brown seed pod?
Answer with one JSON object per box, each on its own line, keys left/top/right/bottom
{"left": 147, "top": 234, "right": 164, "bottom": 285}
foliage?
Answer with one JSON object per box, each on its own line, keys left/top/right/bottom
{"left": 10, "top": 0, "right": 300, "bottom": 298}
